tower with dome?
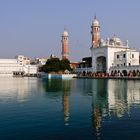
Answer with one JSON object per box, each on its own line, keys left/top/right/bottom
{"left": 91, "top": 16, "right": 101, "bottom": 48}
{"left": 61, "top": 29, "right": 69, "bottom": 60}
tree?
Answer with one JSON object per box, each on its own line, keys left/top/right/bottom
{"left": 42, "top": 58, "right": 71, "bottom": 73}
{"left": 60, "top": 59, "right": 71, "bottom": 71}
{"left": 42, "top": 58, "right": 60, "bottom": 72}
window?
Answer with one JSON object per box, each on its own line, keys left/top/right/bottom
{"left": 129, "top": 63, "right": 131, "bottom": 66}
{"left": 117, "top": 64, "right": 119, "bottom": 67}
{"left": 123, "top": 54, "right": 126, "bottom": 58}
{"left": 117, "top": 55, "right": 119, "bottom": 59}
{"left": 132, "top": 54, "right": 134, "bottom": 58}
{"left": 124, "top": 63, "right": 126, "bottom": 66}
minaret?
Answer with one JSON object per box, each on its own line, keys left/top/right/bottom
{"left": 91, "top": 16, "right": 101, "bottom": 47}
{"left": 61, "top": 29, "right": 69, "bottom": 60}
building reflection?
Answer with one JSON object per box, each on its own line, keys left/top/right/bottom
{"left": 108, "top": 79, "right": 140, "bottom": 117}
{"left": 42, "top": 79, "right": 71, "bottom": 125}
{"left": 0, "top": 77, "right": 39, "bottom": 102}
{"left": 62, "top": 80, "right": 71, "bottom": 126}
{"left": 63, "top": 91, "right": 70, "bottom": 125}
{"left": 91, "top": 79, "right": 140, "bottom": 138}
{"left": 91, "top": 79, "right": 108, "bottom": 139}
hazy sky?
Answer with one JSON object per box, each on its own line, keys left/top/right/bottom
{"left": 0, "top": 0, "right": 139, "bottom": 61}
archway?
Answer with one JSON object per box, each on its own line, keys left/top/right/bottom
{"left": 122, "top": 70, "right": 127, "bottom": 76}
{"left": 96, "top": 56, "right": 106, "bottom": 73}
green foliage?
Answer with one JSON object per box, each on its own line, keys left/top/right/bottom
{"left": 60, "top": 59, "right": 71, "bottom": 71}
{"left": 42, "top": 58, "right": 71, "bottom": 73}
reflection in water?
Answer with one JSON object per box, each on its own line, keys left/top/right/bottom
{"left": 41, "top": 78, "right": 140, "bottom": 138}
{"left": 0, "top": 78, "right": 140, "bottom": 139}
{"left": 42, "top": 79, "right": 71, "bottom": 97}
{"left": 91, "top": 79, "right": 140, "bottom": 139}
{"left": 73, "top": 79, "right": 93, "bottom": 96}
{"left": 91, "top": 79, "right": 108, "bottom": 139}
{"left": 0, "top": 77, "right": 39, "bottom": 102}
{"left": 42, "top": 79, "right": 71, "bottom": 125}
{"left": 108, "top": 80, "right": 140, "bottom": 117}
{"left": 63, "top": 91, "right": 70, "bottom": 126}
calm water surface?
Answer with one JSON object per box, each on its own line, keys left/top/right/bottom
{"left": 0, "top": 77, "right": 140, "bottom": 140}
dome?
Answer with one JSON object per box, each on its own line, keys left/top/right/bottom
{"left": 110, "top": 36, "right": 122, "bottom": 46}
{"left": 92, "top": 19, "right": 100, "bottom": 26}
{"left": 112, "top": 36, "right": 122, "bottom": 43}
{"left": 62, "top": 30, "right": 68, "bottom": 36}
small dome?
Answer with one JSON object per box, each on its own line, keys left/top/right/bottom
{"left": 62, "top": 30, "right": 68, "bottom": 36}
{"left": 110, "top": 36, "right": 122, "bottom": 46}
{"left": 92, "top": 19, "right": 100, "bottom": 26}
{"left": 101, "top": 39, "right": 104, "bottom": 42}
{"left": 112, "top": 36, "right": 122, "bottom": 43}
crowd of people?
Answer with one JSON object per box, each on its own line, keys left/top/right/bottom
{"left": 77, "top": 70, "right": 140, "bottom": 78}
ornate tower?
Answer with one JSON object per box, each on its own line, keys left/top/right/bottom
{"left": 61, "top": 29, "right": 69, "bottom": 60}
{"left": 91, "top": 16, "right": 101, "bottom": 47}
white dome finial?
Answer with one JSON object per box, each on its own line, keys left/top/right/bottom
{"left": 92, "top": 15, "right": 99, "bottom": 26}
{"left": 62, "top": 28, "right": 68, "bottom": 36}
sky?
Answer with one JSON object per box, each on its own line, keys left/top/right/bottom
{"left": 0, "top": 0, "right": 140, "bottom": 61}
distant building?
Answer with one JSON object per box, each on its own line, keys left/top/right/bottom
{"left": 39, "top": 58, "right": 47, "bottom": 65}
{"left": 0, "top": 55, "right": 38, "bottom": 76}
{"left": 76, "top": 57, "right": 92, "bottom": 73}
{"left": 79, "top": 57, "right": 92, "bottom": 68}
{"left": 15, "top": 55, "right": 30, "bottom": 65}
{"left": 50, "top": 54, "right": 58, "bottom": 59}
{"left": 34, "top": 57, "right": 48, "bottom": 65}
{"left": 70, "top": 62, "right": 79, "bottom": 70}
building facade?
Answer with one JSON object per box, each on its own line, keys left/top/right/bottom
{"left": 76, "top": 57, "right": 92, "bottom": 73}
{"left": 0, "top": 55, "right": 38, "bottom": 76}
{"left": 76, "top": 16, "right": 140, "bottom": 75}
{"left": 91, "top": 16, "right": 140, "bottom": 74}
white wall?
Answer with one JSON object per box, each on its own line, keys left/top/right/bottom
{"left": 23, "top": 65, "right": 38, "bottom": 75}
{"left": 107, "top": 47, "right": 132, "bottom": 73}
{"left": 91, "top": 47, "right": 107, "bottom": 72}
{"left": 0, "top": 58, "right": 38, "bottom": 76}
{"left": 114, "top": 51, "right": 139, "bottom": 67}
{"left": 91, "top": 46, "right": 139, "bottom": 73}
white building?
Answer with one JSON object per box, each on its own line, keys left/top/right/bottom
{"left": 0, "top": 55, "right": 38, "bottom": 77}
{"left": 35, "top": 57, "right": 48, "bottom": 65}
{"left": 76, "top": 16, "right": 140, "bottom": 76}
{"left": 15, "top": 55, "right": 30, "bottom": 65}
